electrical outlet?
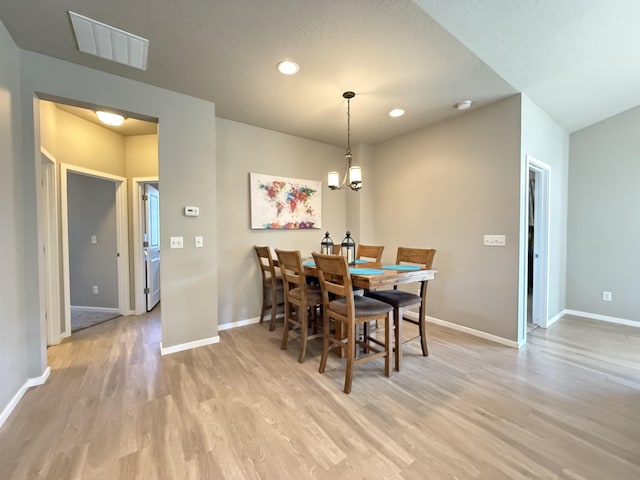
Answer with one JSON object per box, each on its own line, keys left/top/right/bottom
{"left": 92, "top": 285, "right": 99, "bottom": 294}
{"left": 602, "top": 291, "right": 612, "bottom": 302}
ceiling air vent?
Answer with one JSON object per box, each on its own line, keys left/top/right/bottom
{"left": 69, "top": 11, "right": 149, "bottom": 71}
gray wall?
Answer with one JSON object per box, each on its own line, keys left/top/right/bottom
{"left": 567, "top": 106, "right": 640, "bottom": 323}
{"left": 67, "top": 173, "right": 118, "bottom": 308}
{"left": 520, "top": 95, "right": 570, "bottom": 334}
{"left": 371, "top": 96, "right": 522, "bottom": 341}
{"left": 0, "top": 16, "right": 29, "bottom": 417}
{"left": 216, "top": 118, "right": 347, "bottom": 326}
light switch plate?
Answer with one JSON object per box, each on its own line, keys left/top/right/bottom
{"left": 484, "top": 234, "right": 506, "bottom": 246}
{"left": 195, "top": 236, "right": 204, "bottom": 248}
{"left": 169, "top": 236, "right": 184, "bottom": 248}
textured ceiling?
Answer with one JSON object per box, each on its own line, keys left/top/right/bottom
{"left": 415, "top": 0, "right": 640, "bottom": 132}
{"left": 0, "top": 1, "right": 637, "bottom": 145}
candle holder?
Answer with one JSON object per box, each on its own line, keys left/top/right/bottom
{"left": 320, "top": 231, "right": 334, "bottom": 255}
{"left": 341, "top": 231, "right": 356, "bottom": 265}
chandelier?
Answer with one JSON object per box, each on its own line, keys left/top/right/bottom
{"left": 328, "top": 91, "right": 362, "bottom": 191}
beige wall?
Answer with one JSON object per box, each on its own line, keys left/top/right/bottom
{"left": 40, "top": 101, "right": 126, "bottom": 176}
{"left": 126, "top": 134, "right": 158, "bottom": 178}
{"left": 216, "top": 118, "right": 347, "bottom": 326}
{"left": 568, "top": 106, "right": 640, "bottom": 323}
{"left": 371, "top": 96, "right": 522, "bottom": 341}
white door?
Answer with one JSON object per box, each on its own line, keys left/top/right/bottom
{"left": 144, "top": 184, "right": 161, "bottom": 311}
{"left": 527, "top": 156, "right": 550, "bottom": 330}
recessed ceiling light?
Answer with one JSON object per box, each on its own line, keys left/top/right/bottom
{"left": 277, "top": 60, "right": 299, "bottom": 75}
{"left": 96, "top": 111, "right": 125, "bottom": 126}
{"left": 454, "top": 100, "right": 473, "bottom": 110}
{"left": 389, "top": 108, "right": 405, "bottom": 118}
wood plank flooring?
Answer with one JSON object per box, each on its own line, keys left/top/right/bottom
{"left": 0, "top": 311, "right": 638, "bottom": 479}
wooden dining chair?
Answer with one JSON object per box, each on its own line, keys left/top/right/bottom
{"left": 254, "top": 246, "right": 284, "bottom": 331}
{"left": 356, "top": 244, "right": 384, "bottom": 262}
{"left": 275, "top": 249, "right": 324, "bottom": 362}
{"left": 365, "top": 247, "right": 436, "bottom": 370}
{"left": 312, "top": 252, "right": 393, "bottom": 394}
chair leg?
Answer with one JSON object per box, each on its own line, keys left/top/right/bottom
{"left": 418, "top": 302, "right": 429, "bottom": 356}
{"left": 259, "top": 285, "right": 267, "bottom": 324}
{"left": 280, "top": 301, "right": 291, "bottom": 350}
{"left": 344, "top": 325, "right": 355, "bottom": 394}
{"left": 268, "top": 286, "right": 277, "bottom": 331}
{"left": 394, "top": 306, "right": 401, "bottom": 371}
{"left": 384, "top": 313, "right": 391, "bottom": 377}
{"left": 319, "top": 313, "right": 330, "bottom": 374}
{"left": 298, "top": 305, "right": 308, "bottom": 363}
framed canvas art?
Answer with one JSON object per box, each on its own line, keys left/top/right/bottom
{"left": 250, "top": 173, "right": 321, "bottom": 229}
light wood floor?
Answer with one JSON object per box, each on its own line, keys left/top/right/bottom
{"left": 1, "top": 312, "right": 639, "bottom": 479}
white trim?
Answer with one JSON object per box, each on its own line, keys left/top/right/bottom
{"left": 217, "top": 316, "right": 261, "bottom": 331}
{"left": 27, "top": 366, "right": 51, "bottom": 387}
{"left": 160, "top": 336, "right": 220, "bottom": 356}
{"left": 404, "top": 311, "right": 522, "bottom": 349}
{"left": 132, "top": 176, "right": 159, "bottom": 315}
{"left": 526, "top": 156, "right": 551, "bottom": 331}
{"left": 563, "top": 309, "right": 640, "bottom": 328}
{"left": 71, "top": 305, "right": 120, "bottom": 313}
{"left": 60, "top": 164, "right": 130, "bottom": 335}
{"left": 547, "top": 309, "right": 565, "bottom": 328}
{"left": 39, "top": 148, "right": 62, "bottom": 346}
{"left": 0, "top": 367, "right": 51, "bottom": 428}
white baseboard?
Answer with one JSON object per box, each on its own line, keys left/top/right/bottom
{"left": 547, "top": 310, "right": 565, "bottom": 328}
{"left": 71, "top": 305, "right": 119, "bottom": 313}
{"left": 0, "top": 367, "right": 51, "bottom": 428}
{"left": 218, "top": 313, "right": 284, "bottom": 331}
{"left": 404, "top": 311, "right": 521, "bottom": 349}
{"left": 160, "top": 336, "right": 220, "bottom": 356}
{"left": 562, "top": 309, "right": 639, "bottom": 328}
{"left": 218, "top": 316, "right": 261, "bottom": 331}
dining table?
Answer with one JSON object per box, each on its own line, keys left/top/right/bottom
{"left": 299, "top": 257, "right": 438, "bottom": 368}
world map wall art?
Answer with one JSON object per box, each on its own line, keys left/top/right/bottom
{"left": 250, "top": 173, "right": 322, "bottom": 229}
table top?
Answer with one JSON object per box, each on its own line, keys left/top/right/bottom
{"left": 303, "top": 259, "right": 437, "bottom": 290}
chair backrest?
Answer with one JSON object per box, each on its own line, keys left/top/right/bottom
{"left": 312, "top": 252, "right": 354, "bottom": 316}
{"left": 274, "top": 249, "right": 305, "bottom": 300}
{"left": 332, "top": 244, "right": 341, "bottom": 255}
{"left": 357, "top": 244, "right": 384, "bottom": 262}
{"left": 396, "top": 247, "right": 436, "bottom": 295}
{"left": 396, "top": 247, "right": 436, "bottom": 269}
{"left": 254, "top": 245, "right": 277, "bottom": 285}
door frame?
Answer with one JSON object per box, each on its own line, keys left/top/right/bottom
{"left": 526, "top": 155, "right": 551, "bottom": 331}
{"left": 60, "top": 163, "right": 130, "bottom": 334}
{"left": 39, "top": 148, "right": 62, "bottom": 344}
{"left": 132, "top": 176, "right": 159, "bottom": 315}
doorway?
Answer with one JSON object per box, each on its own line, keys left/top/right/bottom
{"left": 60, "top": 163, "right": 130, "bottom": 335}
{"left": 132, "top": 177, "right": 161, "bottom": 314}
{"left": 526, "top": 155, "right": 550, "bottom": 333}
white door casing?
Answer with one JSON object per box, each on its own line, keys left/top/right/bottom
{"left": 144, "top": 183, "right": 161, "bottom": 311}
{"left": 60, "top": 163, "right": 130, "bottom": 335}
{"left": 132, "top": 177, "right": 159, "bottom": 314}
{"left": 527, "top": 155, "right": 550, "bottom": 330}
{"left": 39, "top": 148, "right": 62, "bottom": 345}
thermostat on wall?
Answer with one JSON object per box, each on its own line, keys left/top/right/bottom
{"left": 184, "top": 206, "right": 200, "bottom": 216}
